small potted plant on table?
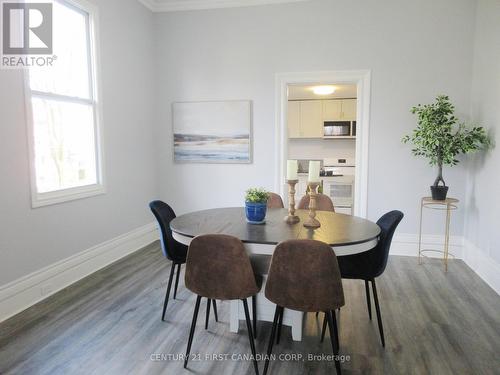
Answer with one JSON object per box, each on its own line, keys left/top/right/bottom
{"left": 403, "top": 95, "right": 490, "bottom": 200}
{"left": 245, "top": 188, "right": 270, "bottom": 224}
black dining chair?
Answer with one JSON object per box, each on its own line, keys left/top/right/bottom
{"left": 321, "top": 210, "right": 404, "bottom": 347}
{"left": 184, "top": 234, "right": 261, "bottom": 375}
{"left": 149, "top": 200, "right": 218, "bottom": 323}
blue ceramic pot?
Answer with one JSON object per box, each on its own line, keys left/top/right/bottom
{"left": 245, "top": 201, "right": 267, "bottom": 224}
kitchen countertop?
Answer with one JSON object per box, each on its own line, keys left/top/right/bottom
{"left": 297, "top": 172, "right": 349, "bottom": 178}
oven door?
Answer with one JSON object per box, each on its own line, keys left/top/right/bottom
{"left": 323, "top": 179, "right": 354, "bottom": 210}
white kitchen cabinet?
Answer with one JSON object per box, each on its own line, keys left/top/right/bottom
{"left": 322, "top": 100, "right": 342, "bottom": 121}
{"left": 288, "top": 99, "right": 356, "bottom": 139}
{"left": 287, "top": 100, "right": 323, "bottom": 139}
{"left": 296, "top": 175, "right": 308, "bottom": 201}
{"left": 341, "top": 99, "right": 357, "bottom": 121}
{"left": 299, "top": 100, "right": 323, "bottom": 138}
{"left": 322, "top": 99, "right": 357, "bottom": 121}
{"left": 287, "top": 101, "right": 301, "bottom": 138}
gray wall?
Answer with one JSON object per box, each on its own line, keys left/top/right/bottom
{"left": 0, "top": 0, "right": 157, "bottom": 285}
{"left": 154, "top": 0, "right": 477, "bottom": 234}
{"left": 465, "top": 0, "right": 500, "bottom": 264}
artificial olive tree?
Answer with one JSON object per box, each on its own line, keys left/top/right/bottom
{"left": 403, "top": 95, "right": 489, "bottom": 196}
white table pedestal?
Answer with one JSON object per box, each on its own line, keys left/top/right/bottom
{"left": 229, "top": 275, "right": 305, "bottom": 341}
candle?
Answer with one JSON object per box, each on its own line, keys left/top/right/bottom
{"left": 286, "top": 160, "right": 298, "bottom": 180}
{"left": 308, "top": 161, "right": 320, "bottom": 182}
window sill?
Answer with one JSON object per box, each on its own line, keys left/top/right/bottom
{"left": 31, "top": 184, "right": 105, "bottom": 208}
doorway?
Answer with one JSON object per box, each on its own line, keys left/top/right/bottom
{"left": 274, "top": 70, "right": 371, "bottom": 218}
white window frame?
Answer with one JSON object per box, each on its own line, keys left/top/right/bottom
{"left": 24, "top": 0, "right": 105, "bottom": 208}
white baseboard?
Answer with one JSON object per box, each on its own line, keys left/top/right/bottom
{"left": 391, "top": 233, "right": 499, "bottom": 296}
{"left": 463, "top": 239, "right": 500, "bottom": 295}
{"left": 0, "top": 222, "right": 159, "bottom": 323}
{"left": 391, "top": 233, "right": 464, "bottom": 259}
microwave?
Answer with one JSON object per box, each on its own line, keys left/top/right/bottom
{"left": 324, "top": 121, "right": 352, "bottom": 137}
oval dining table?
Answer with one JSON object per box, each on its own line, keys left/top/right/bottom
{"left": 170, "top": 207, "right": 381, "bottom": 341}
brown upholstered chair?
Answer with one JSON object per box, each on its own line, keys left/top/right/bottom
{"left": 297, "top": 193, "right": 335, "bottom": 212}
{"left": 263, "top": 240, "right": 345, "bottom": 375}
{"left": 267, "top": 192, "right": 284, "bottom": 208}
{"left": 184, "top": 234, "right": 261, "bottom": 375}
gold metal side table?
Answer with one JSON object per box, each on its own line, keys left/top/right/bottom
{"left": 418, "top": 197, "right": 459, "bottom": 272}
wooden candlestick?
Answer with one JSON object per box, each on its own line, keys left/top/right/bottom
{"left": 284, "top": 179, "right": 300, "bottom": 224}
{"left": 303, "top": 182, "right": 321, "bottom": 228}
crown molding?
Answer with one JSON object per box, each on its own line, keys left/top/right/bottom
{"left": 137, "top": 0, "right": 309, "bottom": 12}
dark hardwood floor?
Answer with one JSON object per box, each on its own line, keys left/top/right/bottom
{"left": 1, "top": 242, "right": 499, "bottom": 375}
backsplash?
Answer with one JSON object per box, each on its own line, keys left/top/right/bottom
{"left": 287, "top": 138, "right": 356, "bottom": 161}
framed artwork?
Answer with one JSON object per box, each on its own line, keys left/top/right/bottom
{"left": 172, "top": 100, "right": 252, "bottom": 163}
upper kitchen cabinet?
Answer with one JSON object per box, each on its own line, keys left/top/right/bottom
{"left": 341, "top": 99, "right": 357, "bottom": 121}
{"left": 300, "top": 100, "right": 323, "bottom": 138}
{"left": 288, "top": 100, "right": 323, "bottom": 138}
{"left": 287, "top": 101, "right": 301, "bottom": 138}
{"left": 322, "top": 99, "right": 341, "bottom": 120}
{"left": 322, "top": 99, "right": 357, "bottom": 121}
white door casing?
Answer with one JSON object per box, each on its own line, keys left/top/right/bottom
{"left": 275, "top": 70, "right": 371, "bottom": 218}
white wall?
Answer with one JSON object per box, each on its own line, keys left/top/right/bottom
{"left": 154, "top": 0, "right": 477, "bottom": 236}
{"left": 2, "top": 0, "right": 497, "bottom": 304}
{"left": 463, "top": 0, "right": 500, "bottom": 292}
{"left": 0, "top": 0, "right": 157, "bottom": 286}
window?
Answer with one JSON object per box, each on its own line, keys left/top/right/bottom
{"left": 26, "top": 0, "right": 103, "bottom": 207}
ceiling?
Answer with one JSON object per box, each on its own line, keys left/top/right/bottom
{"left": 137, "top": 0, "right": 309, "bottom": 12}
{"left": 287, "top": 84, "right": 357, "bottom": 100}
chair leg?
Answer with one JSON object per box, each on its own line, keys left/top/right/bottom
{"left": 242, "top": 299, "right": 260, "bottom": 375}
{"left": 276, "top": 308, "right": 283, "bottom": 344}
{"left": 371, "top": 279, "right": 385, "bottom": 347}
{"left": 212, "top": 299, "right": 218, "bottom": 322}
{"left": 264, "top": 306, "right": 281, "bottom": 375}
{"left": 252, "top": 295, "right": 257, "bottom": 338}
{"left": 316, "top": 311, "right": 319, "bottom": 317}
{"left": 332, "top": 309, "right": 340, "bottom": 349}
{"left": 173, "top": 263, "right": 181, "bottom": 299}
{"left": 364, "top": 280, "right": 372, "bottom": 320}
{"left": 321, "top": 310, "right": 339, "bottom": 345}
{"left": 161, "top": 263, "right": 176, "bottom": 321}
{"left": 205, "top": 298, "right": 211, "bottom": 330}
{"left": 326, "top": 311, "right": 342, "bottom": 375}
{"left": 321, "top": 313, "right": 327, "bottom": 342}
{"left": 184, "top": 295, "right": 202, "bottom": 368}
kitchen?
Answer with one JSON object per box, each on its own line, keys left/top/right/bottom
{"left": 287, "top": 84, "right": 357, "bottom": 215}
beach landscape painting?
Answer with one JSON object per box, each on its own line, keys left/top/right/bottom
{"left": 173, "top": 101, "right": 251, "bottom": 163}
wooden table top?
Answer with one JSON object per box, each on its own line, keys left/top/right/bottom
{"left": 170, "top": 207, "right": 380, "bottom": 247}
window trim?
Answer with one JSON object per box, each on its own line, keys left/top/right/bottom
{"left": 24, "top": 0, "right": 105, "bottom": 208}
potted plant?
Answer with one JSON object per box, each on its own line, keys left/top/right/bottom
{"left": 403, "top": 95, "right": 489, "bottom": 200}
{"left": 245, "top": 188, "right": 270, "bottom": 224}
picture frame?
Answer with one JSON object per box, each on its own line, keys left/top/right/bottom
{"left": 172, "top": 100, "right": 252, "bottom": 164}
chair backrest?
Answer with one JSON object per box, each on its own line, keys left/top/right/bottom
{"left": 185, "top": 234, "right": 260, "bottom": 300}
{"left": 297, "top": 194, "right": 335, "bottom": 212}
{"left": 267, "top": 192, "right": 284, "bottom": 208}
{"left": 371, "top": 210, "right": 404, "bottom": 277}
{"left": 265, "top": 240, "right": 344, "bottom": 312}
{"left": 149, "top": 200, "right": 185, "bottom": 262}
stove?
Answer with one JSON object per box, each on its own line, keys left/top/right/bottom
{"left": 322, "top": 158, "right": 355, "bottom": 215}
